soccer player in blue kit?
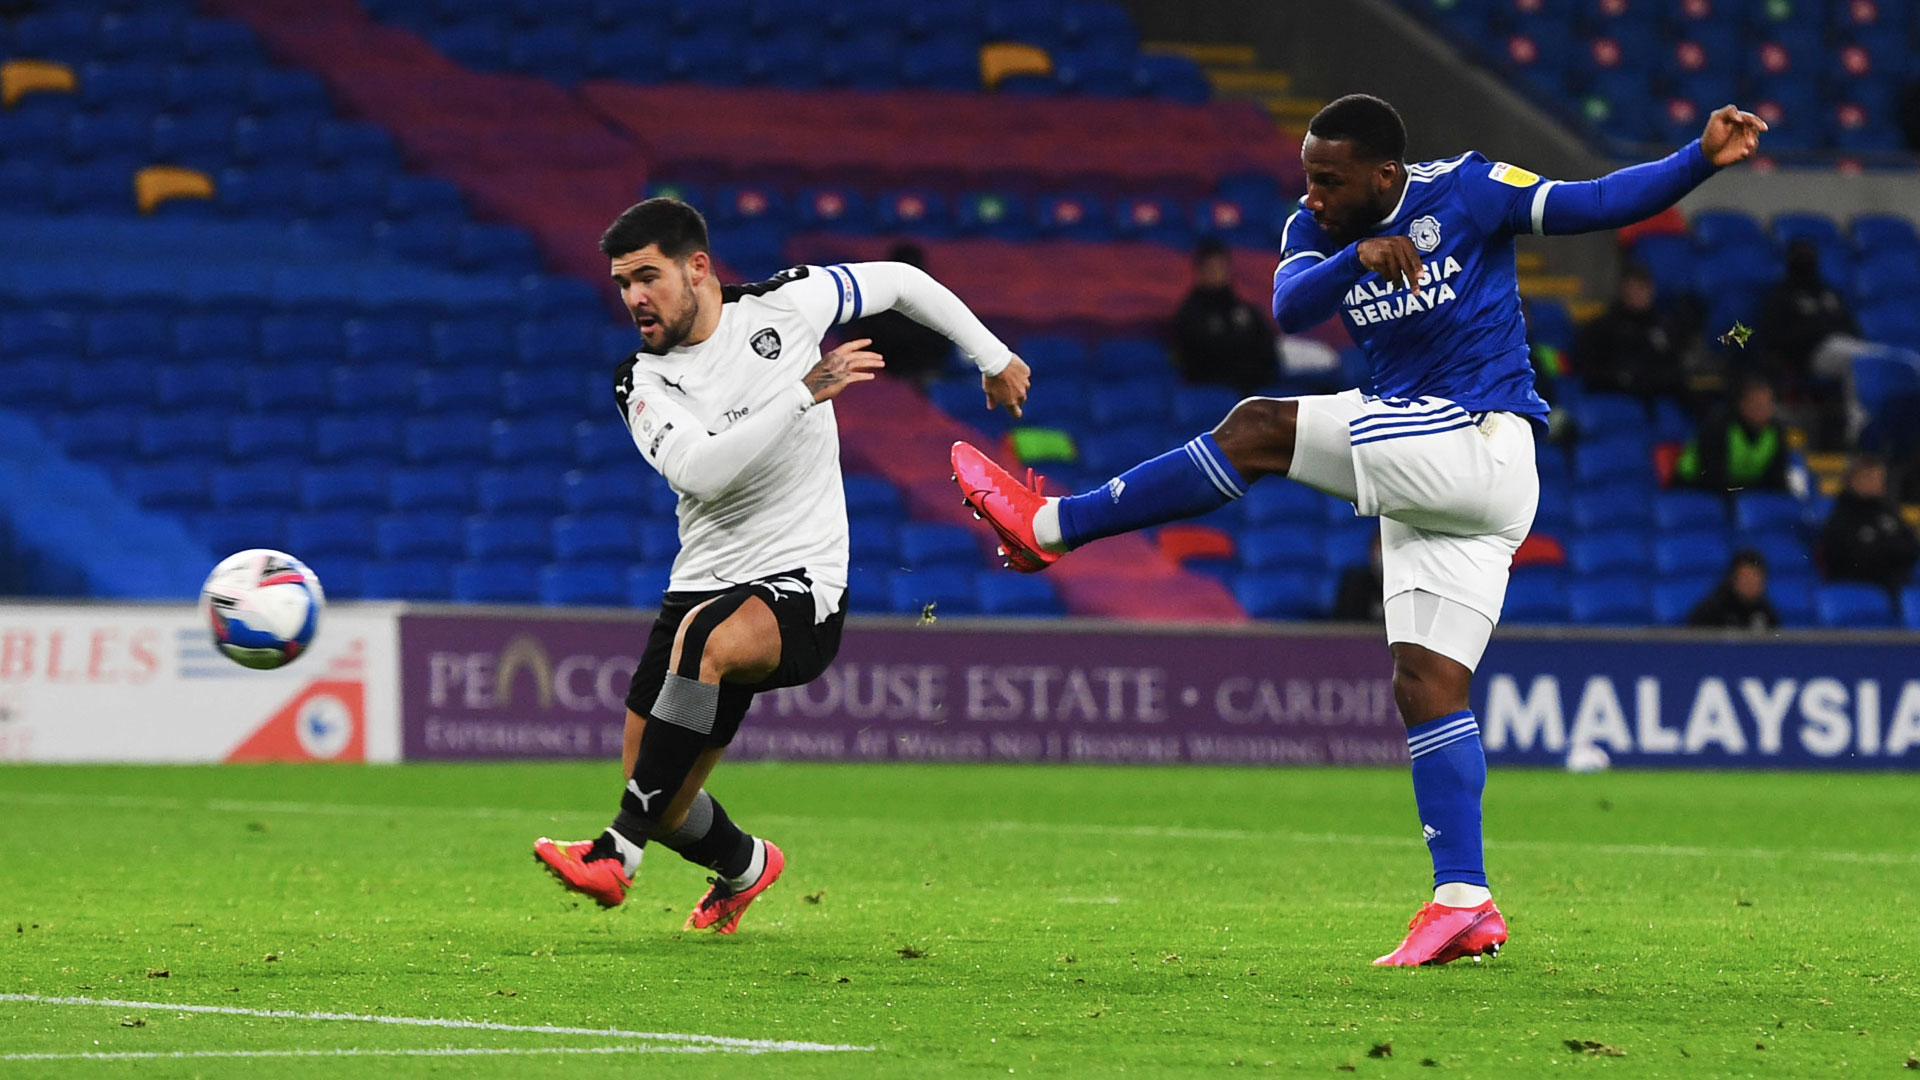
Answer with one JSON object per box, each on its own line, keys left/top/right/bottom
{"left": 954, "top": 94, "right": 1767, "bottom": 965}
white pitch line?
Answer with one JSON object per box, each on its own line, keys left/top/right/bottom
{"left": 0, "top": 995, "right": 871, "bottom": 1054}
{"left": 4, "top": 791, "right": 1919, "bottom": 866}
{"left": 0, "top": 1046, "right": 729, "bottom": 1062}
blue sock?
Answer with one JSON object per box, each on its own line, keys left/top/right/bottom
{"left": 1406, "top": 710, "right": 1488, "bottom": 890}
{"left": 1055, "top": 433, "right": 1246, "bottom": 549}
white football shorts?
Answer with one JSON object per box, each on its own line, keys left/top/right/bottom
{"left": 1286, "top": 390, "right": 1540, "bottom": 669}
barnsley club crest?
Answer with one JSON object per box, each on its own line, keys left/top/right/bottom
{"left": 750, "top": 327, "right": 782, "bottom": 359}
{"left": 1409, "top": 215, "right": 1442, "bottom": 253}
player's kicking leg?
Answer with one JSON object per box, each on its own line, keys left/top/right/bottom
{"left": 537, "top": 575, "right": 843, "bottom": 932}
{"left": 955, "top": 392, "right": 1534, "bottom": 965}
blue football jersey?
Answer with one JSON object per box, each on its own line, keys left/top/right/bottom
{"left": 1276, "top": 151, "right": 1552, "bottom": 421}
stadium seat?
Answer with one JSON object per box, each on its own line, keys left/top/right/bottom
{"left": 285, "top": 510, "right": 376, "bottom": 559}
{"left": 377, "top": 512, "right": 465, "bottom": 559}
{"left": 1816, "top": 583, "right": 1895, "bottom": 628}
{"left": 898, "top": 522, "right": 982, "bottom": 570}
{"left": 1652, "top": 577, "right": 1713, "bottom": 625}
{"left": 138, "top": 412, "right": 229, "bottom": 460}
{"left": 246, "top": 366, "right": 329, "bottom": 413}
{"left": 626, "top": 563, "right": 674, "bottom": 605}
{"left": 564, "top": 468, "right": 648, "bottom": 515}
{"left": 1241, "top": 480, "right": 1326, "bottom": 525}
{"left": 1238, "top": 526, "right": 1323, "bottom": 571}
{"left": 1742, "top": 530, "right": 1816, "bottom": 583}
{"left": 1653, "top": 531, "right": 1732, "bottom": 577}
{"left": 501, "top": 369, "right": 583, "bottom": 416}
{"left": 888, "top": 568, "right": 978, "bottom": 615}
{"left": 846, "top": 565, "right": 893, "bottom": 614}
{"left": 1770, "top": 577, "right": 1815, "bottom": 628}
{"left": 388, "top": 466, "right": 473, "bottom": 512}
{"left": 405, "top": 413, "right": 492, "bottom": 463}
{"left": 466, "top": 514, "right": 553, "bottom": 560}
{"left": 1570, "top": 484, "right": 1653, "bottom": 531}
{"left": 539, "top": 562, "right": 626, "bottom": 606}
{"left": 1567, "top": 531, "right": 1652, "bottom": 575}
{"left": 1573, "top": 436, "right": 1653, "bottom": 485}
{"left": 491, "top": 418, "right": 573, "bottom": 462}
{"left": 574, "top": 420, "right": 636, "bottom": 466}
{"left": 416, "top": 369, "right": 496, "bottom": 413}
{"left": 300, "top": 465, "right": 389, "bottom": 511}
{"left": 1901, "top": 586, "right": 1920, "bottom": 631}
{"left": 976, "top": 572, "right": 1065, "bottom": 616}
{"left": 1732, "top": 492, "right": 1805, "bottom": 534}
{"left": 228, "top": 415, "right": 311, "bottom": 462}
{"left": 1235, "top": 569, "right": 1328, "bottom": 620}
{"left": 1568, "top": 575, "right": 1652, "bottom": 625}
{"left": 122, "top": 461, "right": 210, "bottom": 511}
{"left": 475, "top": 467, "right": 562, "bottom": 514}
{"left": 451, "top": 560, "right": 542, "bottom": 603}
{"left": 360, "top": 558, "right": 453, "bottom": 601}
{"left": 1653, "top": 491, "right": 1726, "bottom": 532}
{"left": 553, "top": 513, "right": 639, "bottom": 562}
{"left": 848, "top": 518, "right": 899, "bottom": 564}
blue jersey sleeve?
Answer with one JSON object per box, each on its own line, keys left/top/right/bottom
{"left": 1271, "top": 208, "right": 1365, "bottom": 334}
{"left": 1457, "top": 143, "right": 1719, "bottom": 238}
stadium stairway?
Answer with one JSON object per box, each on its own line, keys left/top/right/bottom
{"left": 0, "top": 410, "right": 209, "bottom": 598}
{"left": 833, "top": 378, "right": 1244, "bottom": 623}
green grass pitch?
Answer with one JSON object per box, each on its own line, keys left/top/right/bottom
{"left": 2, "top": 762, "right": 1918, "bottom": 1077}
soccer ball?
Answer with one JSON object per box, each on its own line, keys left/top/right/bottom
{"left": 199, "top": 549, "right": 326, "bottom": 670}
{"left": 1565, "top": 742, "right": 1612, "bottom": 774}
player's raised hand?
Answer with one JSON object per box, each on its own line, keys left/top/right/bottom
{"left": 1701, "top": 104, "right": 1768, "bottom": 166}
{"left": 983, "top": 353, "right": 1030, "bottom": 419}
{"left": 804, "top": 338, "right": 884, "bottom": 403}
{"left": 1357, "top": 236, "right": 1425, "bottom": 294}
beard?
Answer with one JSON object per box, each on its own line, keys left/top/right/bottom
{"left": 637, "top": 286, "right": 700, "bottom": 355}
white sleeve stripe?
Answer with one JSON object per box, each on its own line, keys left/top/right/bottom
{"left": 1276, "top": 251, "right": 1325, "bottom": 270}
{"left": 1530, "top": 180, "right": 1559, "bottom": 235}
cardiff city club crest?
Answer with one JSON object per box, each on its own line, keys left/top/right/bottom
{"left": 750, "top": 327, "right": 782, "bottom": 359}
{"left": 1409, "top": 215, "right": 1442, "bottom": 253}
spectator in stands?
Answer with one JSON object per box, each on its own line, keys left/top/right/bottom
{"left": 1331, "top": 533, "right": 1385, "bottom": 622}
{"left": 1571, "top": 262, "right": 1685, "bottom": 407}
{"left": 1172, "top": 237, "right": 1277, "bottom": 393}
{"left": 843, "top": 243, "right": 955, "bottom": 387}
{"left": 1673, "top": 376, "right": 1790, "bottom": 493}
{"left": 1757, "top": 240, "right": 1857, "bottom": 445}
{"left": 1688, "top": 548, "right": 1780, "bottom": 631}
{"left": 1819, "top": 455, "right": 1919, "bottom": 592}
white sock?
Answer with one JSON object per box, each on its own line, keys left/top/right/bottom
{"left": 1433, "top": 882, "right": 1491, "bottom": 907}
{"left": 605, "top": 827, "right": 644, "bottom": 879}
{"left": 725, "top": 837, "right": 765, "bottom": 891}
{"left": 1031, "top": 498, "right": 1069, "bottom": 553}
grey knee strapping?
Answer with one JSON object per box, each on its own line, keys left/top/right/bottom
{"left": 652, "top": 673, "right": 719, "bottom": 736}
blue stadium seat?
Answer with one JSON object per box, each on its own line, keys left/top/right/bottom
{"left": 430, "top": 318, "right": 515, "bottom": 367}
{"left": 1573, "top": 435, "right": 1653, "bottom": 485}
{"left": 387, "top": 466, "right": 472, "bottom": 512}
{"left": 491, "top": 418, "right": 573, "bottom": 463}
{"left": 122, "top": 461, "right": 210, "bottom": 511}
{"left": 1238, "top": 526, "right": 1323, "bottom": 571}
{"left": 626, "top": 562, "right": 675, "bottom": 605}
{"left": 502, "top": 369, "right": 582, "bottom": 416}
{"left": 285, "top": 510, "right": 377, "bottom": 559}
{"left": 1652, "top": 577, "right": 1713, "bottom": 625}
{"left": 1742, "top": 531, "right": 1816, "bottom": 583}
{"left": 300, "top": 465, "right": 389, "bottom": 511}
{"left": 452, "top": 465, "right": 550, "bottom": 516}
{"left": 260, "top": 314, "right": 346, "bottom": 364}
{"left": 344, "top": 315, "right": 429, "bottom": 365}
{"left": 193, "top": 509, "right": 286, "bottom": 556}
{"left": 246, "top": 366, "right": 329, "bottom": 413}
{"left": 1534, "top": 443, "right": 1570, "bottom": 484}
{"left": 210, "top": 464, "right": 301, "bottom": 510}
{"left": 1901, "top": 586, "right": 1920, "bottom": 630}
{"left": 639, "top": 519, "right": 681, "bottom": 564}
{"left": 888, "top": 568, "right": 978, "bottom": 615}
{"left": 1094, "top": 339, "right": 1172, "bottom": 379}
{"left": 540, "top": 562, "right": 627, "bottom": 606}
{"left": 0, "top": 356, "right": 66, "bottom": 408}
{"left": 1241, "top": 480, "right": 1326, "bottom": 525}
{"left": 452, "top": 560, "right": 542, "bottom": 603}
{"left": 846, "top": 565, "right": 893, "bottom": 614}
{"left": 155, "top": 362, "right": 243, "bottom": 411}
{"left": 174, "top": 312, "right": 255, "bottom": 360}
{"left": 53, "top": 409, "right": 142, "bottom": 461}
{"left": 138, "top": 412, "right": 228, "bottom": 459}
{"left": 1849, "top": 214, "right": 1920, "bottom": 254}
{"left": 1569, "top": 576, "right": 1652, "bottom": 625}
{"left": 1732, "top": 492, "right": 1804, "bottom": 534}
{"left": 1235, "top": 569, "right": 1328, "bottom": 620}
{"left": 976, "top": 572, "right": 1065, "bottom": 616}
{"left": 66, "top": 359, "right": 153, "bottom": 411}
{"left": 1570, "top": 392, "right": 1651, "bottom": 434}
{"left": 1173, "top": 385, "right": 1241, "bottom": 429}
{"left": 1689, "top": 209, "right": 1768, "bottom": 249}
{"left": 86, "top": 310, "right": 170, "bottom": 358}
{"left": 1086, "top": 381, "right": 1168, "bottom": 427}
{"left": 1567, "top": 530, "right": 1652, "bottom": 575}
{"left": 1015, "top": 335, "right": 1093, "bottom": 377}
{"left": 1, "top": 310, "right": 82, "bottom": 354}
{"left": 552, "top": 513, "right": 638, "bottom": 562}
{"left": 304, "top": 556, "right": 365, "bottom": 600}
{"left": 844, "top": 474, "right": 904, "bottom": 518}
{"left": 1323, "top": 522, "right": 1375, "bottom": 572}
{"left": 229, "top": 415, "right": 311, "bottom": 461}
{"left": 360, "top": 558, "right": 453, "bottom": 601}
{"left": 405, "top": 413, "right": 491, "bottom": 463}
{"left": 377, "top": 512, "right": 465, "bottom": 559}
{"left": 1816, "top": 583, "right": 1895, "bottom": 628}
{"left": 848, "top": 518, "right": 898, "bottom": 564}
{"left": 415, "top": 369, "right": 495, "bottom": 413}
{"left": 466, "top": 513, "right": 552, "bottom": 560}
{"left": 898, "top": 522, "right": 981, "bottom": 570}
{"left": 569, "top": 420, "right": 631, "bottom": 466}
{"left": 1653, "top": 530, "right": 1732, "bottom": 577}
{"left": 564, "top": 468, "right": 648, "bottom": 515}
{"left": 1768, "top": 577, "right": 1814, "bottom": 627}
{"left": 1570, "top": 484, "right": 1653, "bottom": 531}
{"left": 331, "top": 366, "right": 415, "bottom": 412}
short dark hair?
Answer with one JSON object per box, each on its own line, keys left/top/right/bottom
{"left": 1192, "top": 236, "right": 1230, "bottom": 263}
{"left": 599, "top": 197, "right": 709, "bottom": 260}
{"left": 1730, "top": 547, "right": 1768, "bottom": 574}
{"left": 1307, "top": 94, "right": 1407, "bottom": 163}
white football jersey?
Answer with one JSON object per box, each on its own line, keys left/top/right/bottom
{"left": 613, "top": 266, "right": 859, "bottom": 621}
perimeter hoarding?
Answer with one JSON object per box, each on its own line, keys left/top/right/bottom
{"left": 397, "top": 613, "right": 1406, "bottom": 765}
{"left": 0, "top": 602, "right": 402, "bottom": 763}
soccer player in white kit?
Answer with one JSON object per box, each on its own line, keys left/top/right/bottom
{"left": 538, "top": 198, "right": 1030, "bottom": 931}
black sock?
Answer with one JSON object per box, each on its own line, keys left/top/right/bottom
{"left": 608, "top": 714, "right": 709, "bottom": 845}
{"left": 657, "top": 789, "right": 756, "bottom": 879}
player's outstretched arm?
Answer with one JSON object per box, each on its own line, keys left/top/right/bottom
{"left": 829, "top": 261, "right": 1024, "bottom": 414}
{"left": 1529, "top": 106, "right": 1766, "bottom": 237}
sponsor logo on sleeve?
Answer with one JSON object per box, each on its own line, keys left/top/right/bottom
{"left": 1488, "top": 162, "right": 1540, "bottom": 188}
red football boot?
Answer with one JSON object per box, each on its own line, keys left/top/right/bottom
{"left": 951, "top": 441, "right": 1062, "bottom": 573}
{"left": 684, "top": 841, "right": 785, "bottom": 935}
{"left": 533, "top": 836, "right": 630, "bottom": 908}
{"left": 1373, "top": 900, "right": 1507, "bottom": 966}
